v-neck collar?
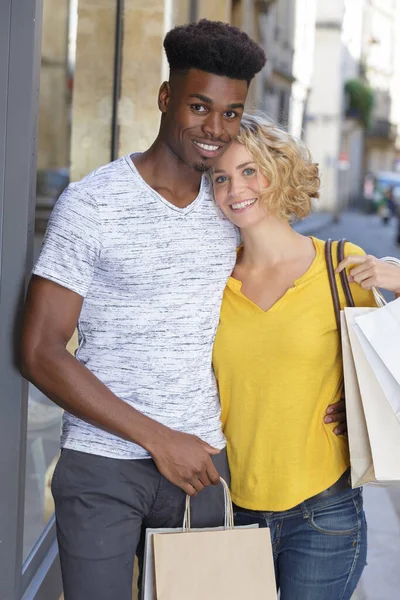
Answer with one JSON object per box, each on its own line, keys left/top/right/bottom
{"left": 227, "top": 237, "right": 320, "bottom": 314}
{"left": 125, "top": 154, "right": 207, "bottom": 216}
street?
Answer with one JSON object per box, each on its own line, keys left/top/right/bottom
{"left": 308, "top": 210, "right": 400, "bottom": 600}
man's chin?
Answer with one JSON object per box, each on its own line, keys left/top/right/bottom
{"left": 193, "top": 161, "right": 211, "bottom": 173}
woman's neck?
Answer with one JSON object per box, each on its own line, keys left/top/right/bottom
{"left": 238, "top": 217, "right": 310, "bottom": 269}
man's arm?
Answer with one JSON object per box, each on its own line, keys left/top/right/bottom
{"left": 21, "top": 275, "right": 220, "bottom": 495}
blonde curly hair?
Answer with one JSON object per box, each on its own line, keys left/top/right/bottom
{"left": 235, "top": 113, "right": 320, "bottom": 221}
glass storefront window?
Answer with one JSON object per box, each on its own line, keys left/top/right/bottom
{"left": 23, "top": 0, "right": 78, "bottom": 561}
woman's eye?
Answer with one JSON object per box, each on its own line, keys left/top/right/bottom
{"left": 191, "top": 104, "right": 207, "bottom": 113}
{"left": 243, "top": 168, "right": 256, "bottom": 176}
{"left": 214, "top": 175, "right": 228, "bottom": 184}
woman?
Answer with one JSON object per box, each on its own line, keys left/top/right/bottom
{"left": 211, "top": 114, "right": 400, "bottom": 599}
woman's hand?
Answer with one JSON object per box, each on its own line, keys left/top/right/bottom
{"left": 336, "top": 254, "right": 400, "bottom": 296}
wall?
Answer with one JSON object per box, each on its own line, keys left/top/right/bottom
{"left": 305, "top": 0, "right": 345, "bottom": 212}
{"left": 69, "top": 0, "right": 116, "bottom": 182}
{"left": 362, "top": 0, "right": 399, "bottom": 174}
{"left": 256, "top": 0, "right": 296, "bottom": 124}
{"left": 289, "top": 0, "right": 317, "bottom": 138}
{"left": 118, "top": 0, "right": 166, "bottom": 157}
{"left": 37, "top": 0, "right": 70, "bottom": 171}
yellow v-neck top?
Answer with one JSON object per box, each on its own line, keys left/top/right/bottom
{"left": 213, "top": 237, "right": 375, "bottom": 511}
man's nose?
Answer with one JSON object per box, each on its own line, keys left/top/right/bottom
{"left": 202, "top": 113, "right": 223, "bottom": 138}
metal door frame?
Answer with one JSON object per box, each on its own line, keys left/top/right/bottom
{"left": 0, "top": 1, "right": 62, "bottom": 598}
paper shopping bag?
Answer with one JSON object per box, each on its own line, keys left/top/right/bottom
{"left": 141, "top": 524, "right": 264, "bottom": 600}
{"left": 143, "top": 479, "right": 277, "bottom": 600}
{"left": 343, "top": 308, "right": 400, "bottom": 486}
{"left": 340, "top": 312, "right": 375, "bottom": 487}
{"left": 354, "top": 297, "right": 400, "bottom": 421}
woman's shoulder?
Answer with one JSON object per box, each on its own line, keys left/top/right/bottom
{"left": 311, "top": 237, "right": 366, "bottom": 259}
{"left": 343, "top": 241, "right": 366, "bottom": 258}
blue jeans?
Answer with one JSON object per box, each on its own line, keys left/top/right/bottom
{"left": 234, "top": 488, "right": 367, "bottom": 600}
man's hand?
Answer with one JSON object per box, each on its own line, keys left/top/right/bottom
{"left": 148, "top": 430, "right": 221, "bottom": 496}
{"left": 324, "top": 398, "right": 347, "bottom": 435}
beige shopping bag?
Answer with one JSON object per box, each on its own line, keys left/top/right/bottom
{"left": 342, "top": 308, "right": 400, "bottom": 487}
{"left": 142, "top": 523, "right": 261, "bottom": 600}
{"left": 149, "top": 478, "right": 277, "bottom": 600}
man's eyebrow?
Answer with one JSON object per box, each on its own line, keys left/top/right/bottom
{"left": 213, "top": 161, "right": 255, "bottom": 174}
{"left": 189, "top": 94, "right": 245, "bottom": 110}
{"left": 189, "top": 94, "right": 213, "bottom": 103}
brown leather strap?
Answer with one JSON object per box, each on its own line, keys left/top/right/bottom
{"left": 337, "top": 239, "right": 355, "bottom": 308}
{"left": 325, "top": 239, "right": 341, "bottom": 332}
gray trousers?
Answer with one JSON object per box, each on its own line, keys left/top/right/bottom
{"left": 52, "top": 448, "right": 229, "bottom": 600}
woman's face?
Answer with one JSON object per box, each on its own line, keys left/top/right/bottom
{"left": 212, "top": 141, "right": 270, "bottom": 228}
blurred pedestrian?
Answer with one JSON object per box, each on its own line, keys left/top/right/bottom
{"left": 395, "top": 190, "right": 400, "bottom": 246}
{"left": 381, "top": 186, "right": 395, "bottom": 225}
{"left": 363, "top": 172, "right": 375, "bottom": 213}
{"left": 211, "top": 113, "right": 400, "bottom": 600}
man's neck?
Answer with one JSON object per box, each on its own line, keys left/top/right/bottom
{"left": 131, "top": 138, "right": 203, "bottom": 208}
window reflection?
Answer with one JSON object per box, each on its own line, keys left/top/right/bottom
{"left": 23, "top": 0, "right": 78, "bottom": 562}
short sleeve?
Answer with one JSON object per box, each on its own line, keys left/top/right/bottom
{"left": 33, "top": 185, "right": 102, "bottom": 297}
{"left": 343, "top": 242, "right": 376, "bottom": 308}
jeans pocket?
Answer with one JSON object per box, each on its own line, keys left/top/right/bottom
{"left": 308, "top": 493, "right": 361, "bottom": 537}
{"left": 233, "top": 507, "right": 266, "bottom": 529}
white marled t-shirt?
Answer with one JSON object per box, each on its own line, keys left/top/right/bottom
{"left": 33, "top": 154, "right": 238, "bottom": 459}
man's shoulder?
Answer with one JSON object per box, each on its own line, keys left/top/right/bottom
{"left": 71, "top": 156, "right": 131, "bottom": 197}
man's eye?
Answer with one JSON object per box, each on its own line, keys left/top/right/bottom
{"left": 191, "top": 104, "right": 207, "bottom": 113}
{"left": 214, "top": 175, "right": 228, "bottom": 184}
{"left": 224, "top": 111, "right": 237, "bottom": 119}
{"left": 244, "top": 168, "right": 255, "bottom": 176}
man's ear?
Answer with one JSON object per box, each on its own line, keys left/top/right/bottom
{"left": 158, "top": 81, "right": 171, "bottom": 114}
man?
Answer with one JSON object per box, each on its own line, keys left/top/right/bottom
{"left": 21, "top": 19, "right": 345, "bottom": 599}
{"left": 21, "top": 20, "right": 265, "bottom": 600}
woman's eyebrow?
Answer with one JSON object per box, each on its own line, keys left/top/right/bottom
{"left": 214, "top": 161, "right": 255, "bottom": 175}
{"left": 236, "top": 161, "right": 255, "bottom": 169}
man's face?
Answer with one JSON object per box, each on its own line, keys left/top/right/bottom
{"left": 159, "top": 69, "right": 248, "bottom": 172}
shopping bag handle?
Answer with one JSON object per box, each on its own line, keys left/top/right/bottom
{"left": 371, "top": 257, "right": 400, "bottom": 307}
{"left": 337, "top": 239, "right": 356, "bottom": 309}
{"left": 182, "top": 477, "right": 234, "bottom": 533}
{"left": 325, "top": 239, "right": 350, "bottom": 333}
{"left": 326, "top": 241, "right": 400, "bottom": 321}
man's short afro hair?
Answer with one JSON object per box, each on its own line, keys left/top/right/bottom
{"left": 163, "top": 19, "right": 266, "bottom": 84}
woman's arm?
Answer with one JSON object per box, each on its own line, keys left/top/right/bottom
{"left": 336, "top": 254, "right": 400, "bottom": 298}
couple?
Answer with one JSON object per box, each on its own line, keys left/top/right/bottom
{"left": 21, "top": 19, "right": 400, "bottom": 600}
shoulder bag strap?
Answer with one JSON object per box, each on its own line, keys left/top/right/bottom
{"left": 337, "top": 239, "right": 355, "bottom": 308}
{"left": 325, "top": 239, "right": 341, "bottom": 332}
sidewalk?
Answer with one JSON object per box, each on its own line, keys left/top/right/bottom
{"left": 292, "top": 211, "right": 334, "bottom": 235}
{"left": 354, "top": 486, "right": 400, "bottom": 600}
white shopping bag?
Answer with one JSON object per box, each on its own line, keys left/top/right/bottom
{"left": 341, "top": 312, "right": 375, "bottom": 487}
{"left": 354, "top": 297, "right": 400, "bottom": 421}
{"left": 342, "top": 307, "right": 400, "bottom": 486}
{"left": 141, "top": 479, "right": 277, "bottom": 600}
